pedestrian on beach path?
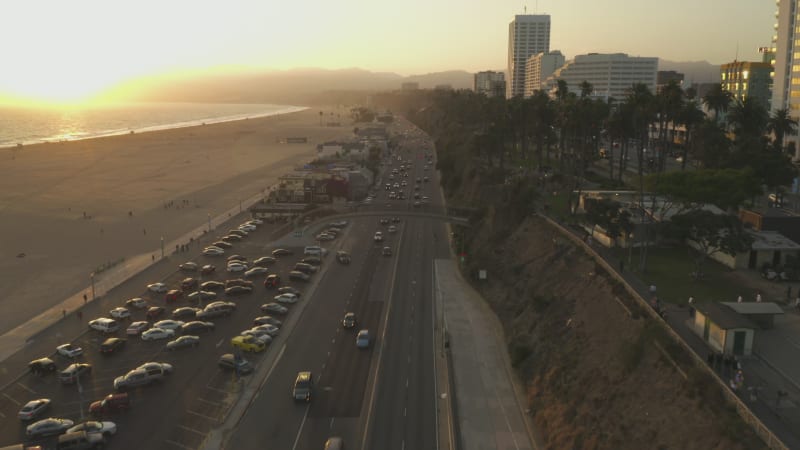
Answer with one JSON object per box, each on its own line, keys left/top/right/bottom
{"left": 756, "top": 292, "right": 762, "bottom": 303}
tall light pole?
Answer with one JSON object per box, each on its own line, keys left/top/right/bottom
{"left": 160, "top": 237, "right": 165, "bottom": 259}
{"left": 207, "top": 213, "right": 212, "bottom": 233}
{"left": 90, "top": 272, "right": 96, "bottom": 300}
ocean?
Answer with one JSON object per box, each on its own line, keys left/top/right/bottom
{"left": 0, "top": 102, "right": 306, "bottom": 148}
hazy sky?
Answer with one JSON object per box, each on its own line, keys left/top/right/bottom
{"left": 0, "top": 0, "right": 774, "bottom": 103}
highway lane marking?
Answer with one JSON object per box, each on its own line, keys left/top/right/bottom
{"left": 195, "top": 397, "right": 222, "bottom": 407}
{"left": 15, "top": 382, "right": 36, "bottom": 394}
{"left": 330, "top": 418, "right": 335, "bottom": 429}
{"left": 290, "top": 404, "right": 311, "bottom": 450}
{"left": 2, "top": 393, "right": 20, "bottom": 405}
{"left": 164, "top": 439, "right": 195, "bottom": 450}
{"left": 186, "top": 409, "right": 218, "bottom": 422}
{"left": 203, "top": 385, "right": 229, "bottom": 394}
{"left": 215, "top": 338, "right": 224, "bottom": 348}
{"left": 176, "top": 424, "right": 206, "bottom": 436}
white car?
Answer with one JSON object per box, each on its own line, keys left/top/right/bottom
{"left": 227, "top": 263, "right": 247, "bottom": 273}
{"left": 153, "top": 320, "right": 185, "bottom": 331}
{"left": 260, "top": 303, "right": 288, "bottom": 314}
{"left": 239, "top": 224, "right": 257, "bottom": 232}
{"left": 244, "top": 267, "right": 268, "bottom": 278}
{"left": 316, "top": 233, "right": 335, "bottom": 241}
{"left": 125, "top": 297, "right": 148, "bottom": 309}
{"left": 274, "top": 293, "right": 298, "bottom": 304}
{"left": 240, "top": 329, "right": 273, "bottom": 344}
{"left": 141, "top": 328, "right": 175, "bottom": 341}
{"left": 248, "top": 218, "right": 264, "bottom": 225}
{"left": 126, "top": 321, "right": 150, "bottom": 336}
{"left": 387, "top": 225, "right": 397, "bottom": 233}
{"left": 67, "top": 420, "right": 117, "bottom": 437}
{"left": 109, "top": 307, "right": 130, "bottom": 319}
{"left": 251, "top": 324, "right": 280, "bottom": 337}
{"left": 138, "top": 361, "right": 174, "bottom": 374}
{"left": 374, "top": 232, "right": 383, "bottom": 242}
{"left": 203, "top": 247, "right": 225, "bottom": 256}
{"left": 56, "top": 344, "right": 83, "bottom": 358}
{"left": 147, "top": 283, "right": 168, "bottom": 293}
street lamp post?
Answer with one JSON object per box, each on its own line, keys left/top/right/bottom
{"left": 207, "top": 213, "right": 212, "bottom": 233}
{"left": 90, "top": 272, "right": 96, "bottom": 300}
{"left": 160, "top": 237, "right": 165, "bottom": 259}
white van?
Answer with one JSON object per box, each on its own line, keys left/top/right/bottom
{"left": 304, "top": 246, "right": 328, "bottom": 257}
{"left": 88, "top": 318, "right": 119, "bottom": 334}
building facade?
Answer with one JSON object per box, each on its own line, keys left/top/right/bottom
{"left": 542, "top": 53, "right": 658, "bottom": 101}
{"left": 772, "top": 0, "right": 800, "bottom": 158}
{"left": 473, "top": 71, "right": 506, "bottom": 98}
{"left": 524, "top": 50, "right": 565, "bottom": 97}
{"left": 506, "top": 14, "right": 551, "bottom": 98}
{"left": 656, "top": 70, "right": 684, "bottom": 93}
{"left": 720, "top": 61, "right": 772, "bottom": 109}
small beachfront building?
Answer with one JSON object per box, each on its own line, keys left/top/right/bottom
{"left": 719, "top": 302, "right": 784, "bottom": 329}
{"left": 690, "top": 302, "right": 756, "bottom": 356}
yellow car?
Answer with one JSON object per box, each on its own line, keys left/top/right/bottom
{"left": 231, "top": 335, "right": 266, "bottom": 353}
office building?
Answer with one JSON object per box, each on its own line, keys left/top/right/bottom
{"left": 772, "top": 0, "right": 800, "bottom": 157}
{"left": 473, "top": 71, "right": 506, "bottom": 98}
{"left": 656, "top": 70, "right": 684, "bottom": 93}
{"left": 721, "top": 61, "right": 772, "bottom": 109}
{"left": 541, "top": 53, "right": 658, "bottom": 101}
{"left": 507, "top": 14, "right": 551, "bottom": 98}
{"left": 524, "top": 51, "right": 565, "bottom": 97}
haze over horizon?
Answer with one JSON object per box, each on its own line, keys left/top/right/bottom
{"left": 1, "top": 0, "right": 773, "bottom": 105}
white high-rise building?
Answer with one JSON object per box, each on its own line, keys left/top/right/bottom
{"left": 542, "top": 53, "right": 658, "bottom": 101}
{"left": 524, "top": 51, "right": 565, "bottom": 97}
{"left": 507, "top": 14, "right": 551, "bottom": 99}
{"left": 473, "top": 71, "right": 506, "bottom": 98}
{"left": 772, "top": 0, "right": 799, "bottom": 158}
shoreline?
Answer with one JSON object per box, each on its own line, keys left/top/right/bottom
{"left": 0, "top": 102, "right": 309, "bottom": 149}
{"left": 0, "top": 106, "right": 351, "bottom": 335}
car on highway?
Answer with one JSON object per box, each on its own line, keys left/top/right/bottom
{"left": 316, "top": 232, "right": 335, "bottom": 241}
{"left": 179, "top": 262, "right": 198, "bottom": 271}
{"left": 382, "top": 246, "right": 392, "bottom": 256}
{"left": 329, "top": 220, "right": 348, "bottom": 228}
{"left": 253, "top": 316, "right": 282, "bottom": 327}
{"left": 288, "top": 270, "right": 310, "bottom": 282}
{"left": 56, "top": 343, "right": 84, "bottom": 358}
{"left": 166, "top": 335, "right": 200, "bottom": 351}
{"left": 211, "top": 240, "right": 233, "bottom": 249}
{"left": 260, "top": 303, "right": 288, "bottom": 315}
{"left": 89, "top": 393, "right": 130, "bottom": 415}
{"left": 147, "top": 282, "right": 168, "bottom": 293}
{"left": 218, "top": 353, "right": 254, "bottom": 374}
{"left": 271, "top": 248, "right": 292, "bottom": 257}
{"left": 264, "top": 274, "right": 281, "bottom": 288}
{"left": 324, "top": 437, "right": 345, "bottom": 450}
{"left": 126, "top": 321, "right": 150, "bottom": 336}
{"left": 109, "top": 307, "right": 131, "bottom": 319}
{"left": 141, "top": 328, "right": 174, "bottom": 341}
{"left": 67, "top": 420, "right": 117, "bottom": 437}
{"left": 200, "top": 280, "right": 225, "bottom": 291}
{"left": 172, "top": 307, "right": 200, "bottom": 319}
{"left": 277, "top": 286, "right": 300, "bottom": 297}
{"left": 153, "top": 320, "right": 184, "bottom": 331}
{"left": 26, "top": 417, "right": 74, "bottom": 438}
{"left": 200, "top": 264, "right": 216, "bottom": 275}
{"left": 374, "top": 232, "right": 383, "bottom": 242}
{"left": 18, "top": 398, "right": 51, "bottom": 421}
{"left": 336, "top": 251, "right": 351, "bottom": 265}
{"left": 225, "top": 285, "right": 253, "bottom": 296}
{"left": 293, "top": 371, "right": 314, "bottom": 402}
{"left": 253, "top": 256, "right": 277, "bottom": 266}
{"left": 187, "top": 290, "right": 218, "bottom": 304}
{"left": 252, "top": 324, "right": 280, "bottom": 337}
{"left": 181, "top": 277, "right": 198, "bottom": 290}
{"left": 203, "top": 247, "right": 225, "bottom": 256}
{"left": 274, "top": 293, "right": 298, "bottom": 304}
{"left": 59, "top": 363, "right": 92, "bottom": 384}
{"left": 225, "top": 279, "right": 254, "bottom": 288}
{"left": 379, "top": 218, "right": 389, "bottom": 225}
{"left": 88, "top": 318, "right": 119, "bottom": 334}
{"left": 165, "top": 289, "right": 183, "bottom": 302}
{"left": 180, "top": 321, "right": 215, "bottom": 334}
{"left": 387, "top": 225, "right": 397, "bottom": 233}
{"left": 125, "top": 297, "right": 148, "bottom": 309}
{"left": 99, "top": 338, "right": 126, "bottom": 355}
{"left": 244, "top": 266, "right": 269, "bottom": 278}
{"left": 342, "top": 312, "right": 357, "bottom": 329}
{"left": 356, "top": 330, "right": 370, "bottom": 348}
{"left": 231, "top": 335, "right": 266, "bottom": 353}
{"left": 114, "top": 366, "right": 167, "bottom": 390}
{"left": 29, "top": 357, "right": 57, "bottom": 374}
{"left": 146, "top": 306, "right": 166, "bottom": 320}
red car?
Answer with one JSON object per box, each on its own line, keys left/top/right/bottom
{"left": 146, "top": 306, "right": 165, "bottom": 320}
{"left": 89, "top": 393, "right": 130, "bottom": 415}
{"left": 264, "top": 274, "right": 281, "bottom": 288}
{"left": 165, "top": 289, "right": 183, "bottom": 302}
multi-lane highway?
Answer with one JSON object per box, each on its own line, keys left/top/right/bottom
{"left": 0, "top": 122, "right": 450, "bottom": 450}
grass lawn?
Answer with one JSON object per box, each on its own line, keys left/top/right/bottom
{"left": 609, "top": 246, "right": 743, "bottom": 306}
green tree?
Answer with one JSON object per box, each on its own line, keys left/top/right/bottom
{"left": 768, "top": 108, "right": 798, "bottom": 153}
{"left": 667, "top": 210, "right": 754, "bottom": 277}
{"left": 702, "top": 83, "right": 733, "bottom": 124}
{"left": 644, "top": 168, "right": 761, "bottom": 215}
{"left": 727, "top": 98, "right": 769, "bottom": 142}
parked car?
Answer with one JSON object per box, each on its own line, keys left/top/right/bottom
{"left": 179, "top": 262, "right": 198, "bottom": 272}
{"left": 166, "top": 335, "right": 200, "bottom": 351}
{"left": 231, "top": 335, "right": 266, "bottom": 353}
{"left": 186, "top": 290, "right": 218, "bottom": 304}
{"left": 88, "top": 318, "right": 119, "bottom": 334}
{"left": 153, "top": 320, "right": 184, "bottom": 331}
{"left": 253, "top": 256, "right": 277, "bottom": 266}
{"left": 29, "top": 357, "right": 57, "bottom": 374}
{"left": 172, "top": 307, "right": 200, "bottom": 319}
{"left": 165, "top": 289, "right": 183, "bottom": 302}
{"left": 181, "top": 277, "right": 198, "bottom": 290}
{"left": 109, "top": 307, "right": 131, "bottom": 319}
{"left": 244, "top": 267, "right": 269, "bottom": 278}
{"left": 264, "top": 274, "right": 281, "bottom": 288}
{"left": 253, "top": 316, "right": 282, "bottom": 327}
{"left": 274, "top": 293, "right": 299, "bottom": 304}
{"left": 211, "top": 240, "right": 232, "bottom": 249}
{"left": 141, "top": 328, "right": 174, "bottom": 341}
{"left": 59, "top": 363, "right": 92, "bottom": 384}
{"left": 26, "top": 417, "right": 74, "bottom": 438}
{"left": 147, "top": 283, "right": 168, "bottom": 293}
{"left": 99, "top": 338, "right": 126, "bottom": 355}
{"left": 126, "top": 321, "right": 150, "bottom": 336}
{"left": 225, "top": 279, "right": 254, "bottom": 288}
{"left": 218, "top": 353, "right": 254, "bottom": 374}
{"left": 271, "top": 248, "right": 292, "bottom": 257}
{"left": 146, "top": 306, "right": 165, "bottom": 320}
{"left": 56, "top": 343, "right": 84, "bottom": 358}
{"left": 288, "top": 271, "right": 310, "bottom": 282}
{"left": 89, "top": 393, "right": 130, "bottom": 415}
{"left": 225, "top": 285, "right": 253, "bottom": 296}
{"left": 18, "top": 399, "right": 51, "bottom": 421}
{"left": 277, "top": 286, "right": 300, "bottom": 297}
{"left": 200, "top": 264, "right": 216, "bottom": 275}
{"left": 200, "top": 280, "right": 225, "bottom": 291}
{"left": 67, "top": 420, "right": 117, "bottom": 437}
{"left": 180, "top": 321, "right": 215, "bottom": 334}
{"left": 260, "top": 303, "right": 288, "bottom": 314}
{"left": 125, "top": 297, "right": 148, "bottom": 309}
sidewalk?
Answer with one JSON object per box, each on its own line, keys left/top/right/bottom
{"left": 435, "top": 259, "right": 538, "bottom": 450}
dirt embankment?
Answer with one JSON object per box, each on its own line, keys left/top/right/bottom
{"left": 461, "top": 215, "right": 764, "bottom": 450}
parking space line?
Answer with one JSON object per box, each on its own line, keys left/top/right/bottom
{"left": 186, "top": 409, "right": 219, "bottom": 422}
{"left": 3, "top": 393, "right": 20, "bottom": 405}
{"left": 195, "top": 397, "right": 222, "bottom": 407}
{"left": 164, "top": 439, "right": 195, "bottom": 450}
{"left": 204, "top": 385, "right": 228, "bottom": 394}
{"left": 177, "top": 424, "right": 206, "bottom": 436}
{"left": 15, "top": 382, "right": 36, "bottom": 394}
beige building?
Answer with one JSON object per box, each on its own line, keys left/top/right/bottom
{"left": 524, "top": 50, "right": 565, "bottom": 97}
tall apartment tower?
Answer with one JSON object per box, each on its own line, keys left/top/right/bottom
{"left": 773, "top": 0, "right": 799, "bottom": 158}
{"left": 507, "top": 14, "right": 551, "bottom": 98}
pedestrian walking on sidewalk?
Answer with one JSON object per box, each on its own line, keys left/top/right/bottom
{"left": 688, "top": 296, "right": 695, "bottom": 318}
{"left": 83, "top": 293, "right": 88, "bottom": 304}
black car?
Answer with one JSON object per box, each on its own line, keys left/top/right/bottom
{"left": 200, "top": 280, "right": 225, "bottom": 291}
{"left": 29, "top": 357, "right": 57, "bottom": 374}
{"left": 218, "top": 354, "right": 253, "bottom": 374}
{"left": 253, "top": 256, "right": 277, "bottom": 267}
{"left": 180, "top": 321, "right": 216, "bottom": 334}
{"left": 99, "top": 338, "right": 126, "bottom": 355}
{"left": 342, "top": 313, "right": 357, "bottom": 329}
{"left": 225, "top": 285, "right": 253, "bottom": 296}
{"left": 272, "top": 248, "right": 292, "bottom": 257}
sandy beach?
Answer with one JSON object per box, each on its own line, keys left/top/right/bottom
{"left": 0, "top": 107, "right": 352, "bottom": 335}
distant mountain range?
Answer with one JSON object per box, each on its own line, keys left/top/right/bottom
{"left": 110, "top": 60, "right": 719, "bottom": 105}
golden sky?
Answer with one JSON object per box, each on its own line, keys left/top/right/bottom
{"left": 1, "top": 0, "right": 773, "bottom": 105}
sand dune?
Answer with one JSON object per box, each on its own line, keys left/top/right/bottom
{"left": 0, "top": 107, "right": 352, "bottom": 334}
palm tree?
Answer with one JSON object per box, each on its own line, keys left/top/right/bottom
{"left": 702, "top": 84, "right": 733, "bottom": 124}
{"left": 768, "top": 108, "right": 798, "bottom": 153}
{"left": 727, "top": 98, "right": 769, "bottom": 142}
{"left": 676, "top": 99, "right": 705, "bottom": 170}
{"left": 655, "top": 80, "right": 684, "bottom": 172}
